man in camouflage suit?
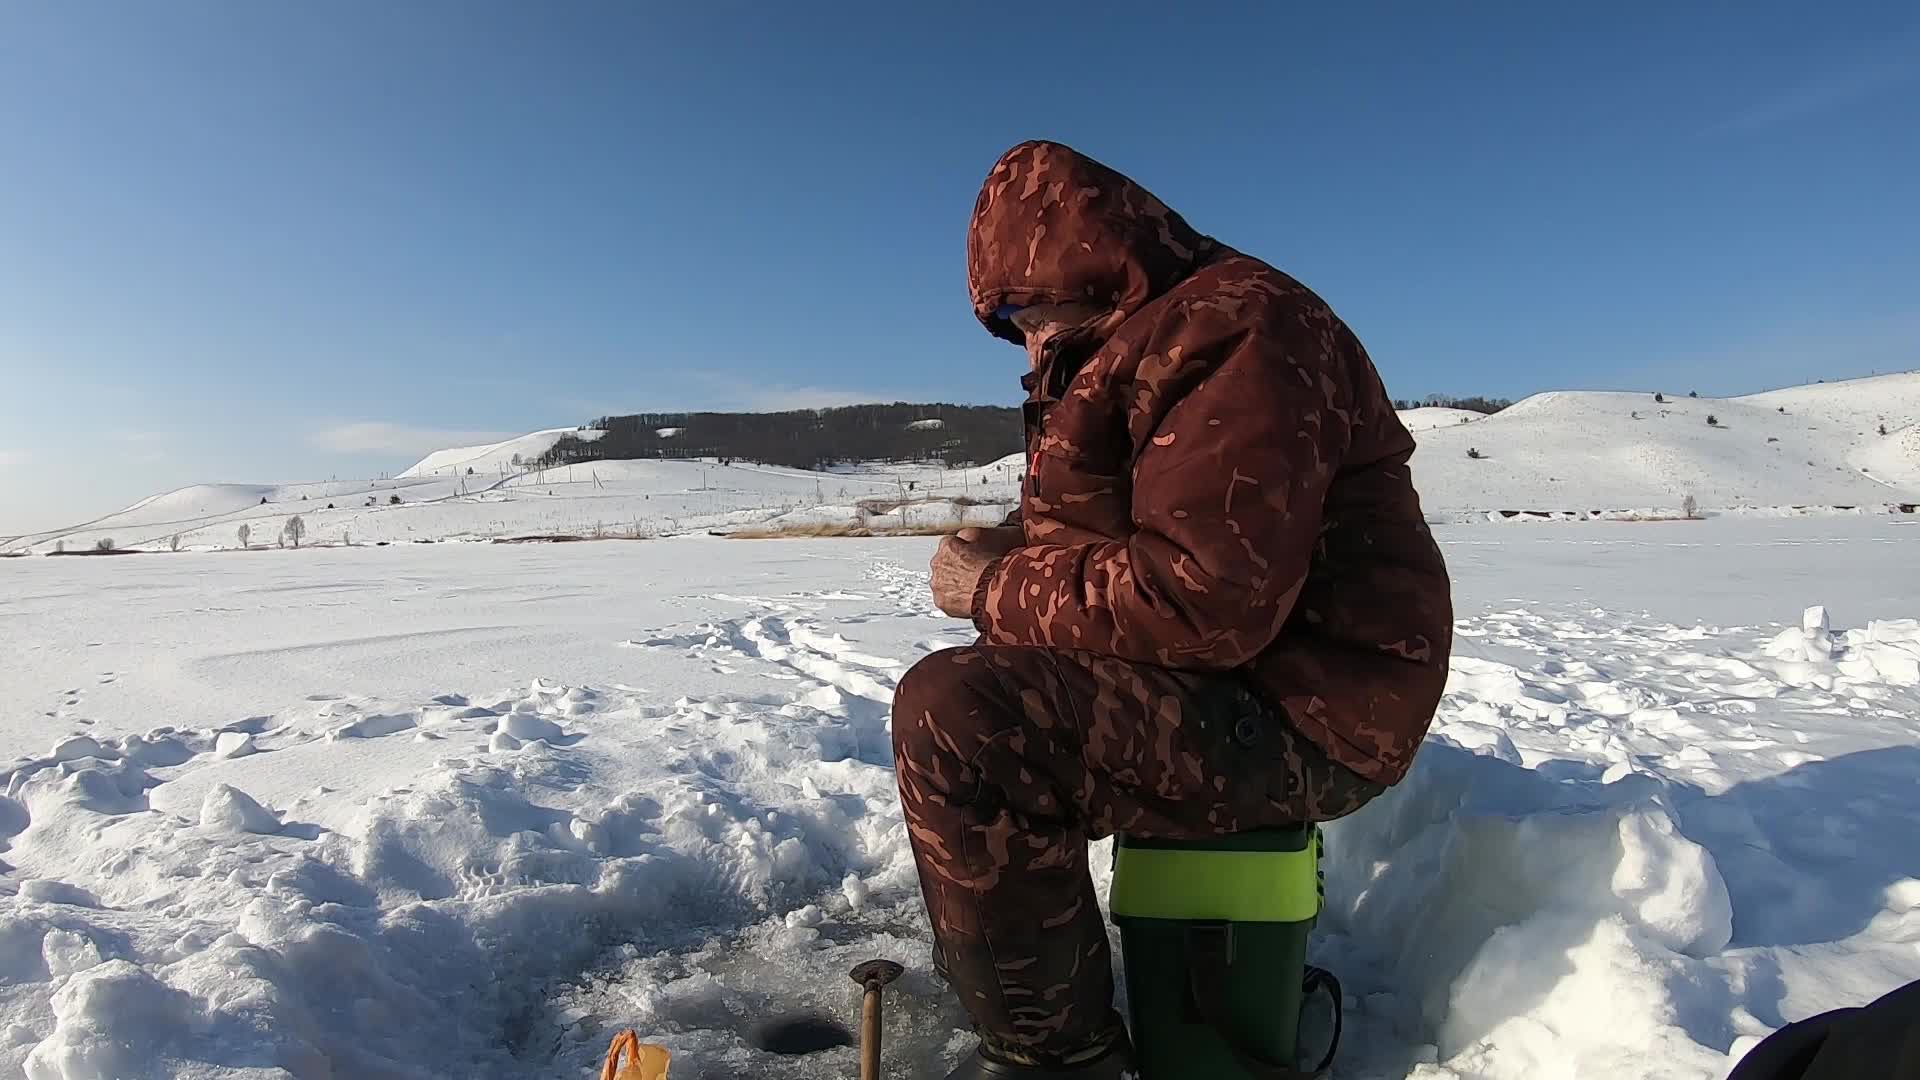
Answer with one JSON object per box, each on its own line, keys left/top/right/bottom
{"left": 893, "top": 141, "right": 1453, "bottom": 1079}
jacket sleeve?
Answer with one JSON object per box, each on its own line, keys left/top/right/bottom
{"left": 972, "top": 317, "right": 1354, "bottom": 669}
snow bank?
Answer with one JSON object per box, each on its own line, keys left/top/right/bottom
{"left": 1324, "top": 740, "right": 1734, "bottom": 1078}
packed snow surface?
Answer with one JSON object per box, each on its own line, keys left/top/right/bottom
{"left": 2, "top": 517, "right": 1917, "bottom": 1079}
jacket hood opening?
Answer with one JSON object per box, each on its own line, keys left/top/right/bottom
{"left": 966, "top": 140, "right": 1215, "bottom": 347}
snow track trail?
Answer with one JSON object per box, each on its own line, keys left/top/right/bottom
{"left": 1, "top": 523, "right": 1916, "bottom": 1079}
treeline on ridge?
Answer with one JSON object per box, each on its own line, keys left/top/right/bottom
{"left": 532, "top": 404, "right": 1024, "bottom": 471}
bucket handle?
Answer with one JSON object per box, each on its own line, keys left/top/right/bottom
{"left": 1185, "top": 922, "right": 1343, "bottom": 1080}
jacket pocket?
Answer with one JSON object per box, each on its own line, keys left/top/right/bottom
{"left": 1027, "top": 448, "right": 1132, "bottom": 541}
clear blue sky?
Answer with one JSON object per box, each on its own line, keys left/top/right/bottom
{"left": 3, "top": 3, "right": 1916, "bottom": 532}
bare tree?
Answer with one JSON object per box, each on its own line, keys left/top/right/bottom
{"left": 169, "top": 534, "right": 182, "bottom": 553}
{"left": 1682, "top": 494, "right": 1699, "bottom": 520}
{"left": 237, "top": 523, "right": 251, "bottom": 549}
{"left": 94, "top": 538, "right": 116, "bottom": 553}
{"left": 284, "top": 515, "right": 306, "bottom": 549}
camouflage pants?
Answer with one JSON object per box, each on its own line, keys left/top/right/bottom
{"left": 891, "top": 645, "right": 1383, "bottom": 1059}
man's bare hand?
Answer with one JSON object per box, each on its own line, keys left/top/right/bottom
{"left": 930, "top": 527, "right": 1023, "bottom": 619}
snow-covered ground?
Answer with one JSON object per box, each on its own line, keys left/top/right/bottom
{"left": 7, "top": 373, "right": 1916, "bottom": 556}
{"left": 1, "top": 456, "right": 1025, "bottom": 557}
{"left": 2, "top": 517, "right": 1917, "bottom": 1079}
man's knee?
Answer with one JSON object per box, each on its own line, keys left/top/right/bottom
{"left": 891, "top": 646, "right": 1004, "bottom": 766}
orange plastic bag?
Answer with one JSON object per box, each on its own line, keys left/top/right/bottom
{"left": 601, "top": 1030, "right": 671, "bottom": 1080}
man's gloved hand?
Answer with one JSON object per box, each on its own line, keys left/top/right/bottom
{"left": 930, "top": 527, "right": 1023, "bottom": 619}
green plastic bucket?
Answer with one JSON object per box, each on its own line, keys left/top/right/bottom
{"left": 1110, "top": 825, "right": 1330, "bottom": 1080}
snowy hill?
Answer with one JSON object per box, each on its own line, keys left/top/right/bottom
{"left": 398, "top": 427, "right": 605, "bottom": 479}
{"left": 1398, "top": 406, "right": 1486, "bottom": 433}
{"left": 1409, "top": 372, "right": 1920, "bottom": 514}
{"left": 8, "top": 374, "right": 1916, "bottom": 555}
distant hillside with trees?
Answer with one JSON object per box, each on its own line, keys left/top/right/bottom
{"left": 528, "top": 395, "right": 1515, "bottom": 473}
{"left": 1392, "top": 395, "right": 1514, "bottom": 414}
{"left": 532, "top": 403, "right": 1024, "bottom": 471}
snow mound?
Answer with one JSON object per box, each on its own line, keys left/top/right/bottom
{"left": 1324, "top": 741, "right": 1734, "bottom": 1077}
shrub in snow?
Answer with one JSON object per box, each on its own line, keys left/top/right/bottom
{"left": 1654, "top": 392, "right": 1665, "bottom": 403}
{"left": 93, "top": 537, "right": 115, "bottom": 553}
{"left": 1880, "top": 423, "right": 1890, "bottom": 436}
{"left": 389, "top": 495, "right": 402, "bottom": 505}
{"left": 1467, "top": 447, "right": 1484, "bottom": 459}
{"left": 1689, "top": 390, "right": 1699, "bottom": 398}
{"left": 1706, "top": 415, "right": 1719, "bottom": 427}
{"left": 1778, "top": 406, "right": 1786, "bottom": 413}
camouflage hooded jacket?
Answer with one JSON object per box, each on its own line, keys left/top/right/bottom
{"left": 966, "top": 141, "right": 1452, "bottom": 786}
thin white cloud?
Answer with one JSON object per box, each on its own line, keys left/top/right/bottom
{"left": 682, "top": 373, "right": 907, "bottom": 412}
{"left": 0, "top": 450, "right": 26, "bottom": 467}
{"left": 309, "top": 422, "right": 519, "bottom": 456}
{"left": 740, "top": 386, "right": 903, "bottom": 411}
{"left": 1716, "top": 35, "right": 1920, "bottom": 134}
